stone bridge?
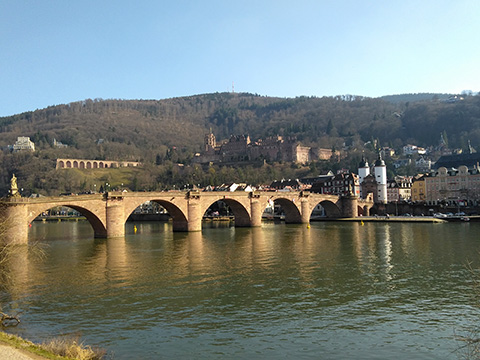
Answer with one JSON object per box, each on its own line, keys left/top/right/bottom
{"left": 0, "top": 190, "right": 373, "bottom": 244}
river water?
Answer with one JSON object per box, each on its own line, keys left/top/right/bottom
{"left": 1, "top": 220, "right": 480, "bottom": 359}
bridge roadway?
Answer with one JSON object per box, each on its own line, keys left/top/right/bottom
{"left": 1, "top": 190, "right": 372, "bottom": 244}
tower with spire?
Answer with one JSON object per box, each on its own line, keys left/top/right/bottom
{"left": 358, "top": 154, "right": 370, "bottom": 198}
{"left": 374, "top": 153, "right": 387, "bottom": 204}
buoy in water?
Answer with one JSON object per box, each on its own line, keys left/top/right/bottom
{"left": 134, "top": 225, "right": 137, "bottom": 233}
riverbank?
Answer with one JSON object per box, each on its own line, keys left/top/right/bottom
{"left": 0, "top": 331, "right": 104, "bottom": 360}
{"left": 0, "top": 332, "right": 54, "bottom": 359}
{"left": 319, "top": 215, "right": 448, "bottom": 223}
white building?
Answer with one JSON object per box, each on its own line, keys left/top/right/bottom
{"left": 403, "top": 144, "right": 426, "bottom": 156}
{"left": 13, "top": 136, "right": 35, "bottom": 152}
{"left": 415, "top": 156, "right": 432, "bottom": 171}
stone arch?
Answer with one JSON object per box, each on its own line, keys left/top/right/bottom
{"left": 79, "top": 161, "right": 85, "bottom": 169}
{"left": 93, "top": 162, "right": 98, "bottom": 169}
{"left": 86, "top": 162, "right": 92, "bottom": 169}
{"left": 99, "top": 162, "right": 104, "bottom": 168}
{"left": 202, "top": 198, "right": 252, "bottom": 227}
{"left": 271, "top": 197, "right": 302, "bottom": 223}
{"left": 73, "top": 161, "right": 78, "bottom": 168}
{"left": 27, "top": 204, "right": 107, "bottom": 238}
{"left": 58, "top": 160, "right": 65, "bottom": 168}
{"left": 124, "top": 199, "right": 188, "bottom": 232}
{"left": 312, "top": 200, "right": 342, "bottom": 218}
{"left": 66, "top": 161, "right": 72, "bottom": 168}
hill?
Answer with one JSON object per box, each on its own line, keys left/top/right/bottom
{"left": 1, "top": 92, "right": 480, "bottom": 196}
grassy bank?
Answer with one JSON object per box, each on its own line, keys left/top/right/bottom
{"left": 0, "top": 331, "right": 106, "bottom": 360}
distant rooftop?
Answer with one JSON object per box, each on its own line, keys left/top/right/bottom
{"left": 433, "top": 153, "right": 480, "bottom": 170}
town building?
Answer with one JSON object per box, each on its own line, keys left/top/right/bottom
{"left": 424, "top": 165, "right": 480, "bottom": 206}
{"left": 386, "top": 176, "right": 412, "bottom": 202}
{"left": 411, "top": 175, "right": 426, "bottom": 202}
{"left": 393, "top": 159, "right": 412, "bottom": 169}
{"left": 403, "top": 144, "right": 426, "bottom": 156}
{"left": 310, "top": 171, "right": 360, "bottom": 197}
{"left": 433, "top": 153, "right": 480, "bottom": 170}
{"left": 270, "top": 179, "right": 307, "bottom": 191}
{"left": 415, "top": 156, "right": 432, "bottom": 172}
{"left": 380, "top": 147, "right": 395, "bottom": 159}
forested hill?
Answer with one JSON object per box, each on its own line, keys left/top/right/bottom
{"left": 1, "top": 92, "right": 480, "bottom": 164}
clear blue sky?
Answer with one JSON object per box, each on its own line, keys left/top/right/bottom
{"left": 1, "top": 0, "right": 479, "bottom": 117}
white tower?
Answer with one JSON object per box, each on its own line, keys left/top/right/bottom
{"left": 374, "top": 153, "right": 387, "bottom": 204}
{"left": 358, "top": 155, "right": 370, "bottom": 198}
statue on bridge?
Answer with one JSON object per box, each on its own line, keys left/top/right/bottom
{"left": 9, "top": 173, "right": 20, "bottom": 198}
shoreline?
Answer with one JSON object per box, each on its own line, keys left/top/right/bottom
{"left": 0, "top": 331, "right": 54, "bottom": 359}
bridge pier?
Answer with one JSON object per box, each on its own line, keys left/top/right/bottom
{"left": 187, "top": 200, "right": 202, "bottom": 232}
{"left": 106, "top": 197, "right": 125, "bottom": 238}
{"left": 250, "top": 196, "right": 263, "bottom": 227}
{"left": 1, "top": 203, "right": 29, "bottom": 245}
{"left": 300, "top": 199, "right": 310, "bottom": 224}
{"left": 341, "top": 195, "right": 358, "bottom": 218}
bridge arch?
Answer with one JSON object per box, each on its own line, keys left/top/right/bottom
{"left": 123, "top": 198, "right": 188, "bottom": 232}
{"left": 270, "top": 197, "right": 302, "bottom": 223}
{"left": 312, "top": 200, "right": 342, "bottom": 218}
{"left": 201, "top": 197, "right": 252, "bottom": 227}
{"left": 27, "top": 204, "right": 107, "bottom": 238}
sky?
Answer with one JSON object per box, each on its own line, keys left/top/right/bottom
{"left": 1, "top": 0, "right": 479, "bottom": 117}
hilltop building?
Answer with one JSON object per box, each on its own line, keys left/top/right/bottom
{"left": 12, "top": 137, "right": 35, "bottom": 152}
{"left": 403, "top": 144, "right": 426, "bottom": 156}
{"left": 53, "top": 138, "right": 68, "bottom": 148}
{"left": 193, "top": 131, "right": 333, "bottom": 165}
{"left": 56, "top": 158, "right": 142, "bottom": 169}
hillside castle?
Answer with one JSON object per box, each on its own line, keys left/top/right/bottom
{"left": 193, "top": 131, "right": 334, "bottom": 165}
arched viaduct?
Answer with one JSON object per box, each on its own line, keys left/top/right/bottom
{"left": 0, "top": 191, "right": 373, "bottom": 244}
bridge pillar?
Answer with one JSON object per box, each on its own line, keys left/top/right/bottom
{"left": 106, "top": 196, "right": 125, "bottom": 238}
{"left": 300, "top": 199, "right": 310, "bottom": 224}
{"left": 341, "top": 195, "right": 358, "bottom": 218}
{"left": 250, "top": 194, "right": 263, "bottom": 227}
{"left": 1, "top": 203, "right": 28, "bottom": 245}
{"left": 187, "top": 199, "right": 202, "bottom": 232}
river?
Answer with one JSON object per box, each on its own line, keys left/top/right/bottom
{"left": 1, "top": 220, "right": 479, "bottom": 359}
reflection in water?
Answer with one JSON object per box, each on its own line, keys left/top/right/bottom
{"left": 2, "top": 221, "right": 480, "bottom": 359}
